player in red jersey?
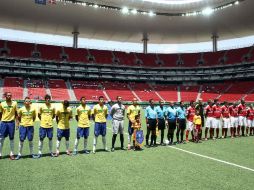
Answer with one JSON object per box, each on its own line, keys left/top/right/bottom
{"left": 221, "top": 101, "right": 230, "bottom": 138}
{"left": 212, "top": 99, "right": 222, "bottom": 139}
{"left": 229, "top": 102, "right": 238, "bottom": 138}
{"left": 204, "top": 100, "right": 214, "bottom": 140}
{"left": 185, "top": 100, "right": 196, "bottom": 142}
{"left": 237, "top": 99, "right": 247, "bottom": 136}
{"left": 246, "top": 104, "right": 254, "bottom": 136}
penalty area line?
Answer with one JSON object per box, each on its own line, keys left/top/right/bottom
{"left": 168, "top": 146, "right": 254, "bottom": 172}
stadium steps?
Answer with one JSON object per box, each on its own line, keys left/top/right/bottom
{"left": 148, "top": 83, "right": 165, "bottom": 102}
{"left": 196, "top": 85, "right": 203, "bottom": 101}
{"left": 177, "top": 86, "right": 181, "bottom": 102}
{"left": 128, "top": 84, "right": 141, "bottom": 101}
{"left": 216, "top": 83, "right": 233, "bottom": 100}
{"left": 0, "top": 79, "right": 4, "bottom": 98}
{"left": 65, "top": 80, "right": 77, "bottom": 101}
{"left": 102, "top": 89, "right": 111, "bottom": 102}
{"left": 23, "top": 80, "right": 28, "bottom": 99}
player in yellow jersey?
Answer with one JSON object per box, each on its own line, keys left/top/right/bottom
{"left": 127, "top": 98, "right": 141, "bottom": 150}
{"left": 16, "top": 97, "right": 37, "bottom": 160}
{"left": 193, "top": 110, "right": 202, "bottom": 143}
{"left": 55, "top": 100, "right": 72, "bottom": 157}
{"left": 73, "top": 97, "right": 91, "bottom": 155}
{"left": 37, "top": 94, "right": 55, "bottom": 158}
{"left": 0, "top": 92, "right": 18, "bottom": 160}
{"left": 92, "top": 96, "right": 109, "bottom": 154}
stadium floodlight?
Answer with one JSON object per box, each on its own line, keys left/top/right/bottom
{"left": 93, "top": 4, "right": 98, "bottom": 8}
{"left": 149, "top": 11, "right": 155, "bottom": 17}
{"left": 122, "top": 7, "right": 129, "bottom": 14}
{"left": 234, "top": 1, "right": 239, "bottom": 5}
{"left": 202, "top": 7, "right": 213, "bottom": 15}
{"left": 131, "top": 9, "right": 138, "bottom": 15}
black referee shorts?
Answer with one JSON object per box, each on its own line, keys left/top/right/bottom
{"left": 147, "top": 119, "right": 157, "bottom": 130}
{"left": 178, "top": 119, "right": 186, "bottom": 130}
{"left": 167, "top": 120, "right": 176, "bottom": 130}
{"left": 158, "top": 118, "right": 165, "bottom": 130}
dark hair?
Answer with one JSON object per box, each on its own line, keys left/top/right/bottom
{"left": 190, "top": 100, "right": 195, "bottom": 104}
{"left": 24, "top": 96, "right": 30, "bottom": 101}
{"left": 63, "top": 100, "right": 69, "bottom": 107}
{"left": 149, "top": 99, "right": 153, "bottom": 103}
{"left": 44, "top": 94, "right": 51, "bottom": 100}
{"left": 80, "top": 96, "right": 86, "bottom": 101}
{"left": 98, "top": 96, "right": 104, "bottom": 100}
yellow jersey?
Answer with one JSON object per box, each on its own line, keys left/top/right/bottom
{"left": 77, "top": 105, "right": 91, "bottom": 128}
{"left": 127, "top": 105, "right": 141, "bottom": 121}
{"left": 92, "top": 104, "right": 108, "bottom": 123}
{"left": 18, "top": 106, "right": 36, "bottom": 127}
{"left": 193, "top": 115, "right": 202, "bottom": 125}
{"left": 0, "top": 101, "right": 18, "bottom": 122}
{"left": 39, "top": 103, "right": 55, "bottom": 128}
{"left": 56, "top": 107, "right": 72, "bottom": 129}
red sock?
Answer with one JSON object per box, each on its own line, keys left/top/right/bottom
{"left": 186, "top": 130, "right": 189, "bottom": 140}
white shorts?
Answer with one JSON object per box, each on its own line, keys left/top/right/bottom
{"left": 247, "top": 119, "right": 254, "bottom": 128}
{"left": 187, "top": 121, "right": 194, "bottom": 131}
{"left": 222, "top": 118, "right": 230, "bottom": 129}
{"left": 212, "top": 118, "right": 221, "bottom": 129}
{"left": 205, "top": 117, "right": 213, "bottom": 128}
{"left": 112, "top": 119, "right": 124, "bottom": 134}
{"left": 230, "top": 117, "right": 238, "bottom": 128}
{"left": 238, "top": 116, "right": 247, "bottom": 127}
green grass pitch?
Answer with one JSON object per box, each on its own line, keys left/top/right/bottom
{"left": 0, "top": 110, "right": 254, "bottom": 190}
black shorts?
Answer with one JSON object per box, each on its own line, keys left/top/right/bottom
{"left": 147, "top": 119, "right": 157, "bottom": 130}
{"left": 167, "top": 120, "right": 176, "bottom": 130}
{"left": 178, "top": 119, "right": 186, "bottom": 130}
{"left": 158, "top": 119, "right": 165, "bottom": 130}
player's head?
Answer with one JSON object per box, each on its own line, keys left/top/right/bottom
{"left": 241, "top": 99, "right": 245, "bottom": 105}
{"left": 132, "top": 98, "right": 138, "bottom": 106}
{"left": 208, "top": 99, "right": 213, "bottom": 106}
{"left": 63, "top": 100, "right": 69, "bottom": 108}
{"left": 195, "top": 109, "right": 200, "bottom": 115}
{"left": 116, "top": 96, "right": 122, "bottom": 104}
{"left": 198, "top": 98, "right": 203, "bottom": 105}
{"left": 190, "top": 100, "right": 195, "bottom": 107}
{"left": 98, "top": 96, "right": 104, "bottom": 105}
{"left": 159, "top": 100, "right": 164, "bottom": 106}
{"left": 250, "top": 104, "right": 253, "bottom": 109}
{"left": 24, "top": 97, "right": 31, "bottom": 107}
{"left": 224, "top": 101, "right": 228, "bottom": 106}
{"left": 80, "top": 96, "right": 86, "bottom": 105}
{"left": 149, "top": 99, "right": 154, "bottom": 106}
{"left": 135, "top": 114, "right": 140, "bottom": 122}
{"left": 169, "top": 101, "right": 174, "bottom": 107}
{"left": 179, "top": 101, "right": 184, "bottom": 107}
{"left": 5, "top": 92, "right": 12, "bottom": 101}
{"left": 233, "top": 102, "right": 237, "bottom": 107}
{"left": 44, "top": 94, "right": 51, "bottom": 103}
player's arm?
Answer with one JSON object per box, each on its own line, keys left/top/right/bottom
{"left": 76, "top": 108, "right": 79, "bottom": 122}
{"left": 110, "top": 106, "right": 115, "bottom": 118}
{"left": 0, "top": 104, "right": 2, "bottom": 121}
{"left": 69, "top": 110, "right": 73, "bottom": 120}
{"left": 56, "top": 110, "right": 59, "bottom": 124}
{"left": 32, "top": 110, "right": 36, "bottom": 122}
{"left": 38, "top": 106, "right": 42, "bottom": 120}
{"left": 52, "top": 108, "right": 56, "bottom": 119}
{"left": 17, "top": 109, "right": 22, "bottom": 130}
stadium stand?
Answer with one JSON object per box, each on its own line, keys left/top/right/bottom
{"left": 200, "top": 83, "right": 230, "bottom": 102}
{"left": 181, "top": 53, "right": 202, "bottom": 67}
{"left": 157, "top": 53, "right": 179, "bottom": 67}
{"left": 153, "top": 84, "right": 178, "bottom": 102}
{"left": 135, "top": 53, "right": 158, "bottom": 67}
{"left": 71, "top": 80, "right": 104, "bottom": 101}
{"left": 180, "top": 85, "right": 200, "bottom": 102}
{"left": 37, "top": 44, "right": 62, "bottom": 61}
{"left": 64, "top": 47, "right": 88, "bottom": 63}
{"left": 89, "top": 49, "right": 113, "bottom": 64}
{"left": 7, "top": 41, "right": 34, "bottom": 59}
{"left": 113, "top": 51, "right": 137, "bottom": 66}
{"left": 3, "top": 77, "right": 24, "bottom": 99}
{"left": 203, "top": 50, "right": 226, "bottom": 66}
{"left": 27, "top": 79, "right": 46, "bottom": 100}
{"left": 48, "top": 79, "right": 70, "bottom": 100}
{"left": 130, "top": 83, "right": 161, "bottom": 101}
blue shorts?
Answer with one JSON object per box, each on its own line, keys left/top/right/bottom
{"left": 128, "top": 121, "right": 134, "bottom": 135}
{"left": 0, "top": 121, "right": 15, "bottom": 139}
{"left": 94, "top": 122, "right": 106, "bottom": 137}
{"left": 57, "top": 128, "right": 70, "bottom": 139}
{"left": 39, "top": 127, "right": 53, "bottom": 139}
{"left": 19, "top": 126, "right": 34, "bottom": 141}
{"left": 77, "top": 127, "right": 89, "bottom": 138}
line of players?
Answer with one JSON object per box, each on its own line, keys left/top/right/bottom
{"left": 0, "top": 92, "right": 253, "bottom": 160}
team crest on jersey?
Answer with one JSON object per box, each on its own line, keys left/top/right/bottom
{"left": 135, "top": 130, "right": 144, "bottom": 145}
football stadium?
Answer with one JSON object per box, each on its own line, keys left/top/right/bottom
{"left": 0, "top": 0, "right": 254, "bottom": 189}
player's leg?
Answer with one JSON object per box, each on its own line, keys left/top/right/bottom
{"left": 119, "top": 120, "right": 125, "bottom": 150}
{"left": 127, "top": 121, "right": 133, "bottom": 150}
{"left": 93, "top": 122, "right": 99, "bottom": 153}
{"left": 146, "top": 120, "right": 151, "bottom": 147}
{"left": 73, "top": 127, "right": 81, "bottom": 155}
{"left": 64, "top": 129, "right": 71, "bottom": 155}
{"left": 8, "top": 122, "right": 15, "bottom": 159}
{"left": 83, "top": 128, "right": 90, "bottom": 154}
{"left": 56, "top": 129, "right": 63, "bottom": 156}
{"left": 38, "top": 127, "right": 46, "bottom": 157}
{"left": 180, "top": 120, "right": 186, "bottom": 143}
{"left": 111, "top": 120, "right": 118, "bottom": 151}
{"left": 158, "top": 119, "right": 165, "bottom": 145}
{"left": 16, "top": 126, "right": 26, "bottom": 160}
{"left": 47, "top": 128, "right": 54, "bottom": 157}
{"left": 101, "top": 123, "right": 108, "bottom": 151}
{"left": 28, "top": 126, "right": 36, "bottom": 158}
{"left": 0, "top": 122, "right": 7, "bottom": 159}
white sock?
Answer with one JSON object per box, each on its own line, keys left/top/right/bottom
{"left": 0, "top": 138, "right": 5, "bottom": 156}
{"left": 56, "top": 140, "right": 60, "bottom": 153}
{"left": 18, "top": 141, "right": 24, "bottom": 156}
{"left": 49, "top": 140, "right": 53, "bottom": 153}
{"left": 74, "top": 138, "right": 79, "bottom": 151}
{"left": 38, "top": 140, "right": 43, "bottom": 155}
{"left": 66, "top": 140, "right": 70, "bottom": 151}
{"left": 102, "top": 136, "right": 107, "bottom": 150}
{"left": 128, "top": 135, "right": 132, "bottom": 144}
{"left": 10, "top": 140, "right": 14, "bottom": 156}
{"left": 84, "top": 138, "right": 88, "bottom": 150}
{"left": 93, "top": 137, "right": 98, "bottom": 151}
{"left": 29, "top": 141, "right": 34, "bottom": 155}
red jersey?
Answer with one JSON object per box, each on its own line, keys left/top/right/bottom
{"left": 212, "top": 105, "right": 222, "bottom": 118}
{"left": 247, "top": 108, "right": 254, "bottom": 120}
{"left": 238, "top": 104, "right": 247, "bottom": 117}
{"left": 187, "top": 106, "right": 195, "bottom": 122}
{"left": 205, "top": 105, "right": 213, "bottom": 117}
{"left": 221, "top": 105, "right": 230, "bottom": 118}
{"left": 229, "top": 105, "right": 238, "bottom": 117}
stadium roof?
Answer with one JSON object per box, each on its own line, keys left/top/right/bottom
{"left": 0, "top": 0, "right": 253, "bottom": 44}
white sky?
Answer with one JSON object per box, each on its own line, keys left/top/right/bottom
{"left": 0, "top": 28, "right": 253, "bottom": 53}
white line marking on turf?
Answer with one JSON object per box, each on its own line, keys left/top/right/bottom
{"left": 168, "top": 146, "right": 254, "bottom": 172}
